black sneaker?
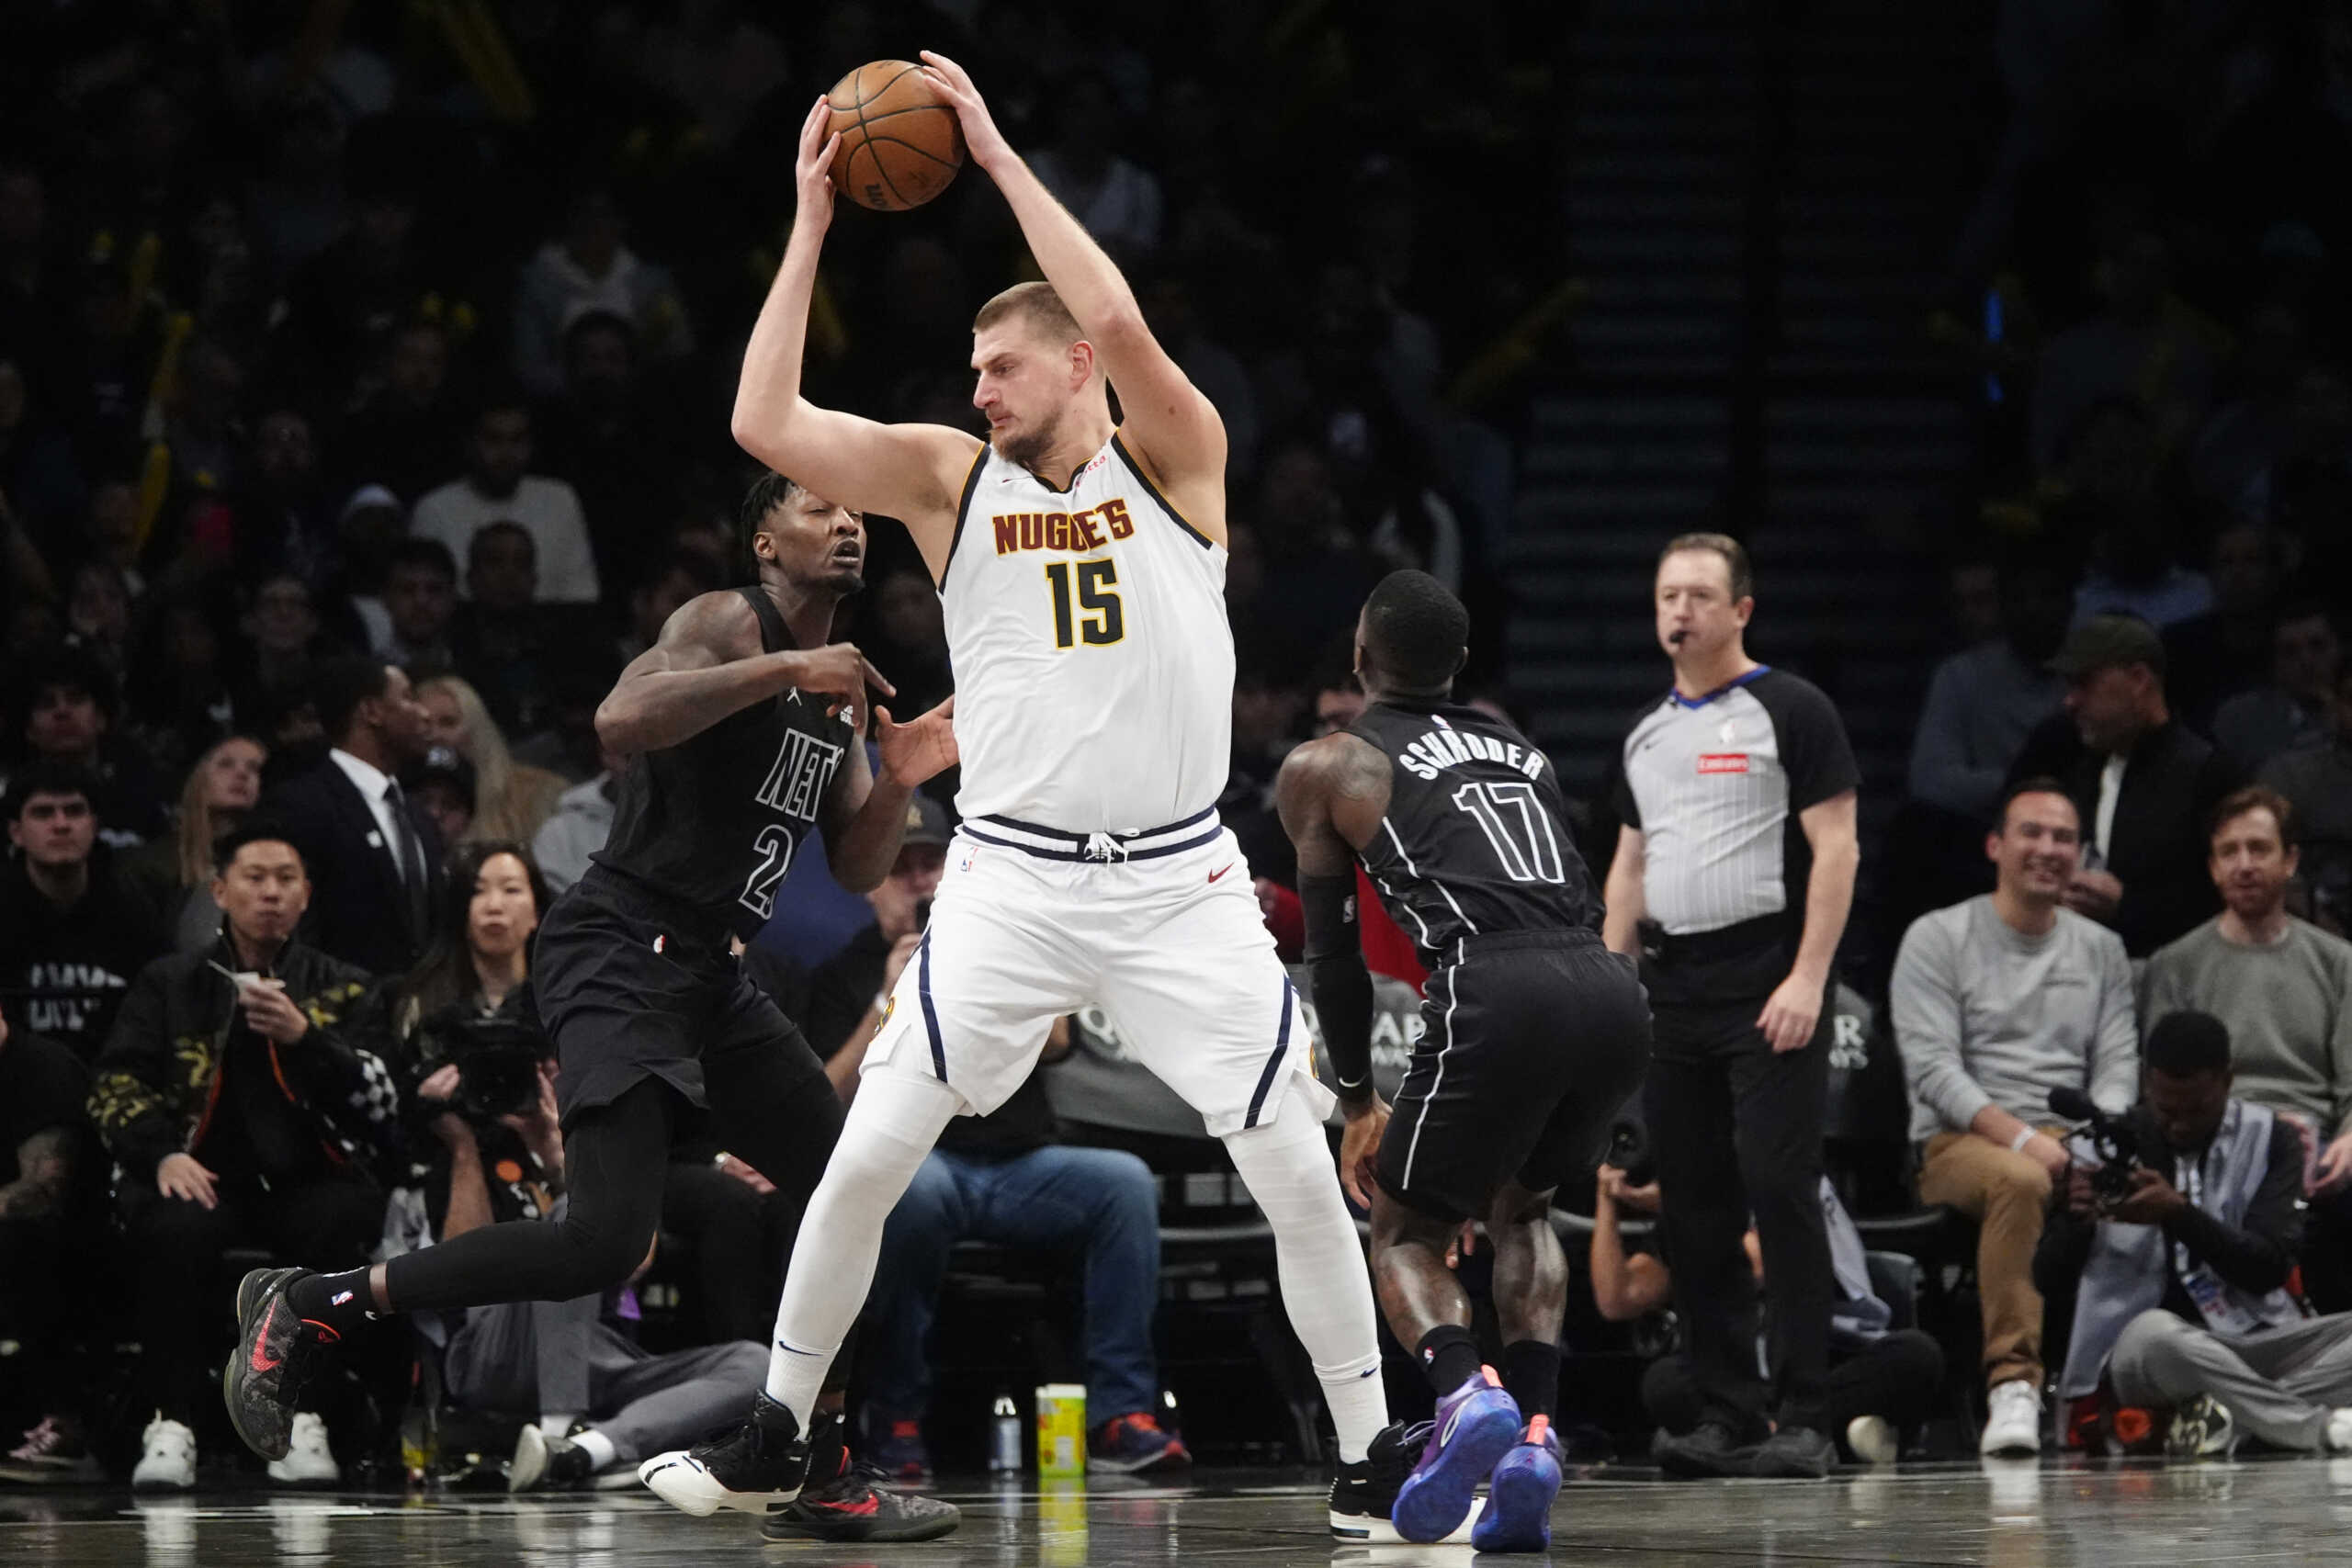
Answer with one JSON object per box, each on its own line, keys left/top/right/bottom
{"left": 1652, "top": 1420, "right": 1760, "bottom": 1480}
{"left": 638, "top": 1392, "right": 808, "bottom": 1517}
{"left": 222, "top": 1268, "right": 340, "bottom": 1462}
{"left": 1747, "top": 1425, "right": 1836, "bottom": 1479}
{"left": 761, "top": 1445, "right": 960, "bottom": 1543}
{"left": 1329, "top": 1421, "right": 1484, "bottom": 1543}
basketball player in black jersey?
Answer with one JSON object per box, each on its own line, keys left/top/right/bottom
{"left": 221, "top": 473, "right": 961, "bottom": 1542}
{"left": 1278, "top": 571, "right": 1651, "bottom": 1552}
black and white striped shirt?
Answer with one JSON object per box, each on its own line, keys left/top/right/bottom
{"left": 1613, "top": 667, "right": 1857, "bottom": 936}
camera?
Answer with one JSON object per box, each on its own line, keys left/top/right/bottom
{"left": 424, "top": 1014, "right": 548, "bottom": 1123}
{"left": 2048, "top": 1087, "right": 2141, "bottom": 1210}
{"left": 1606, "top": 1119, "right": 1657, "bottom": 1190}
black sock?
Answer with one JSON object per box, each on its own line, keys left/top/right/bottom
{"left": 286, "top": 1268, "right": 375, "bottom": 1338}
{"left": 1416, "top": 1325, "right": 1483, "bottom": 1397}
{"left": 1498, "top": 1339, "right": 1560, "bottom": 1423}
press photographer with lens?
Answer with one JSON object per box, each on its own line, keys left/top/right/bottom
{"left": 392, "top": 840, "right": 552, "bottom": 1128}
{"left": 2037, "top": 1011, "right": 2352, "bottom": 1459}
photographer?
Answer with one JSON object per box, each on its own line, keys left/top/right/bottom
{"left": 1592, "top": 1145, "right": 1942, "bottom": 1466}
{"left": 1891, "top": 779, "right": 2140, "bottom": 1456}
{"left": 2039, "top": 1011, "right": 2352, "bottom": 1457}
{"left": 87, "top": 823, "right": 399, "bottom": 1490}
{"left": 399, "top": 840, "right": 765, "bottom": 1492}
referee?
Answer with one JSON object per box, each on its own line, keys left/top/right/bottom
{"left": 1602, "top": 534, "right": 1860, "bottom": 1479}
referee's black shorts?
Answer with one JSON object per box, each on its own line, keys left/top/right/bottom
{"left": 1375, "top": 931, "right": 1653, "bottom": 1223}
{"left": 538, "top": 865, "right": 823, "bottom": 1130}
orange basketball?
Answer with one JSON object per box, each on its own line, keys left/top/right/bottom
{"left": 827, "top": 60, "right": 966, "bottom": 212}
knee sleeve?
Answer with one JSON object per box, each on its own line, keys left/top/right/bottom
{"left": 1224, "top": 1085, "right": 1388, "bottom": 1459}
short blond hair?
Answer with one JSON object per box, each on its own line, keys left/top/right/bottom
{"left": 972, "top": 281, "right": 1081, "bottom": 346}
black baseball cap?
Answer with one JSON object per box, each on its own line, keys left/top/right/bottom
{"left": 2047, "top": 614, "right": 2166, "bottom": 679}
{"left": 901, "top": 794, "right": 950, "bottom": 849}
{"left": 414, "top": 745, "right": 477, "bottom": 809}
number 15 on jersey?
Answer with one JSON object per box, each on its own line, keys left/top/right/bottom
{"left": 1044, "top": 558, "right": 1125, "bottom": 649}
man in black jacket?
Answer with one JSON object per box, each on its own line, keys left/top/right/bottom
{"left": 2025, "top": 615, "right": 2244, "bottom": 957}
{"left": 263, "top": 655, "right": 442, "bottom": 976}
{"left": 2037, "top": 1011, "right": 2352, "bottom": 1457}
{"left": 0, "top": 762, "right": 164, "bottom": 1058}
{"left": 88, "top": 823, "right": 399, "bottom": 1490}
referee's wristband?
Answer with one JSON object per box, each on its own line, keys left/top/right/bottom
{"left": 2010, "top": 1126, "right": 2038, "bottom": 1152}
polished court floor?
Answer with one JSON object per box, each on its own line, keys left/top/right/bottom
{"left": 6, "top": 1458, "right": 2351, "bottom": 1565}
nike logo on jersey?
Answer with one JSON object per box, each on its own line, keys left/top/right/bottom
{"left": 1207, "top": 863, "right": 1235, "bottom": 883}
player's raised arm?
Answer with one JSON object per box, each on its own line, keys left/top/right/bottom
{"left": 734, "top": 96, "right": 983, "bottom": 570}
{"left": 919, "top": 51, "right": 1227, "bottom": 530}
{"left": 594, "top": 590, "right": 889, "bottom": 756}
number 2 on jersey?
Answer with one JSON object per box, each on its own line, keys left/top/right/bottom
{"left": 1452, "top": 781, "right": 1566, "bottom": 883}
{"left": 1044, "top": 558, "right": 1125, "bottom": 649}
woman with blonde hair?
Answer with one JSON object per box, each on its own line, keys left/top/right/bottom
{"left": 123, "top": 735, "right": 268, "bottom": 952}
{"left": 416, "top": 675, "right": 568, "bottom": 845}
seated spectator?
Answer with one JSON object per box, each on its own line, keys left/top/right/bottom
{"left": 338, "top": 318, "right": 464, "bottom": 505}
{"left": 533, "top": 310, "right": 686, "bottom": 594}
{"left": 424, "top": 1055, "right": 764, "bottom": 1493}
{"left": 5, "top": 642, "right": 166, "bottom": 845}
{"left": 1027, "top": 79, "right": 1163, "bottom": 264}
{"left": 450, "top": 524, "right": 611, "bottom": 745}
{"left": 265, "top": 656, "right": 443, "bottom": 977}
{"left": 125, "top": 585, "right": 242, "bottom": 782}
{"left": 2039, "top": 1012, "right": 2352, "bottom": 1458}
{"left": 1593, "top": 1160, "right": 1942, "bottom": 1465}
{"left": 1893, "top": 779, "right": 2140, "bottom": 1456}
{"left": 0, "top": 762, "right": 163, "bottom": 1055}
{"left": 2165, "top": 520, "right": 2290, "bottom": 733}
{"left": 805, "top": 797, "right": 1188, "bottom": 1481}
{"left": 419, "top": 676, "right": 567, "bottom": 845}
{"left": 2263, "top": 664, "right": 2352, "bottom": 934}
{"left": 2033, "top": 615, "right": 2244, "bottom": 956}
{"left": 509, "top": 188, "right": 694, "bottom": 400}
{"left": 0, "top": 1010, "right": 101, "bottom": 1481}
{"left": 531, "top": 740, "right": 622, "bottom": 896}
{"left": 122, "top": 735, "right": 268, "bottom": 953}
{"left": 376, "top": 536, "right": 458, "bottom": 677}
{"left": 2211, "top": 605, "right": 2340, "bottom": 773}
{"left": 410, "top": 392, "right": 600, "bottom": 604}
{"left": 1907, "top": 558, "right": 2070, "bottom": 825}
{"left": 617, "top": 550, "right": 721, "bottom": 667}
{"left": 334, "top": 486, "right": 410, "bottom": 656}
{"left": 87, "top": 823, "right": 399, "bottom": 1491}
{"left": 2030, "top": 230, "right": 2215, "bottom": 476}
{"left": 2143, "top": 788, "right": 2352, "bottom": 1303}
{"left": 230, "top": 570, "right": 341, "bottom": 724}
{"left": 410, "top": 746, "right": 477, "bottom": 848}
{"left": 388, "top": 840, "right": 543, "bottom": 1054}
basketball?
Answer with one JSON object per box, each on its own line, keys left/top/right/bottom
{"left": 827, "top": 60, "right": 966, "bottom": 212}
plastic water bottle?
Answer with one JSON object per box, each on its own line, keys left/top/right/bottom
{"left": 989, "top": 1393, "right": 1022, "bottom": 1473}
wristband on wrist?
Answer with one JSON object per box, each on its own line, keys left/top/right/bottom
{"left": 2010, "top": 1126, "right": 2038, "bottom": 1152}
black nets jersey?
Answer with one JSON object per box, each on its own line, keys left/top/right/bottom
{"left": 1345, "top": 698, "right": 1602, "bottom": 966}
{"left": 593, "top": 587, "right": 854, "bottom": 940}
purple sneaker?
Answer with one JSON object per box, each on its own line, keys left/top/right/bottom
{"left": 1473, "top": 1416, "right": 1565, "bottom": 1553}
{"left": 1391, "top": 1367, "right": 1522, "bottom": 1544}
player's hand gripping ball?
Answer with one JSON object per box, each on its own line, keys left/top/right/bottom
{"left": 827, "top": 60, "right": 966, "bottom": 211}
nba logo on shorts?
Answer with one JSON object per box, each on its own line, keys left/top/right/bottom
{"left": 958, "top": 843, "right": 978, "bottom": 873}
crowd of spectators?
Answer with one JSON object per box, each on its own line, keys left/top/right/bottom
{"left": 5, "top": 0, "right": 2352, "bottom": 1491}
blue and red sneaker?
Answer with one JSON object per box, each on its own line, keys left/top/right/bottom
{"left": 1473, "top": 1415, "right": 1565, "bottom": 1554}
{"left": 1391, "top": 1367, "right": 1522, "bottom": 1544}
{"left": 1087, "top": 1412, "right": 1192, "bottom": 1476}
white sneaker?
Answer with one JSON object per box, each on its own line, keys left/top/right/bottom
{"left": 266, "top": 1413, "right": 340, "bottom": 1486}
{"left": 2324, "top": 1408, "right": 2352, "bottom": 1453}
{"left": 131, "top": 1415, "right": 198, "bottom": 1492}
{"left": 1845, "top": 1414, "right": 1898, "bottom": 1465}
{"left": 1979, "top": 1379, "right": 2042, "bottom": 1457}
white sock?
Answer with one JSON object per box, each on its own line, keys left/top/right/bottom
{"left": 538, "top": 1413, "right": 578, "bottom": 1439}
{"left": 572, "top": 1429, "right": 617, "bottom": 1471}
{"left": 763, "top": 1071, "right": 961, "bottom": 1426}
{"left": 1224, "top": 1086, "right": 1388, "bottom": 1463}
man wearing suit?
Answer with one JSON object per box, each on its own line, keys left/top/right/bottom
{"left": 2011, "top": 615, "right": 2244, "bottom": 958}
{"left": 264, "top": 657, "right": 443, "bottom": 976}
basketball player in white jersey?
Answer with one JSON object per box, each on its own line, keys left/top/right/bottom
{"left": 636, "top": 60, "right": 1423, "bottom": 1539}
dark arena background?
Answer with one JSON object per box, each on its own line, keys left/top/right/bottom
{"left": 6, "top": 2, "right": 2352, "bottom": 1564}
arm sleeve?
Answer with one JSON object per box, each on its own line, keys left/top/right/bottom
{"left": 2165, "top": 1121, "right": 2304, "bottom": 1295}
{"left": 1891, "top": 915, "right": 1995, "bottom": 1134}
{"left": 1770, "top": 677, "right": 1861, "bottom": 811}
{"left": 2087, "top": 931, "right": 2143, "bottom": 1115}
{"left": 1298, "top": 872, "right": 1375, "bottom": 1106}
{"left": 1906, "top": 659, "right": 2003, "bottom": 820}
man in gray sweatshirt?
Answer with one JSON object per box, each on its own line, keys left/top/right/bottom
{"left": 1892, "top": 778, "right": 2140, "bottom": 1457}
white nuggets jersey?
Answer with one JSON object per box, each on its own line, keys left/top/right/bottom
{"left": 939, "top": 432, "right": 1234, "bottom": 832}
